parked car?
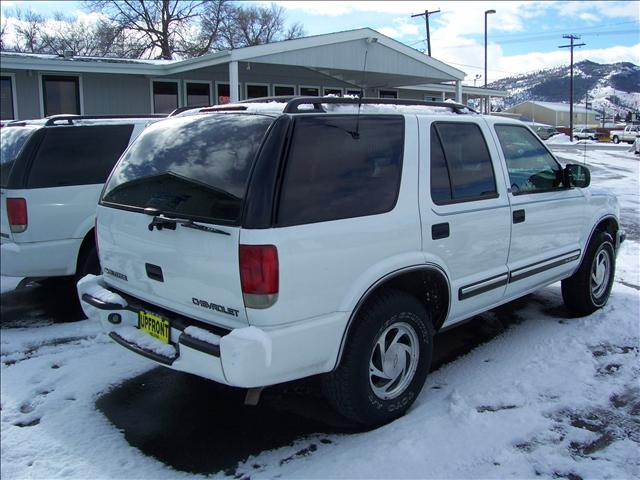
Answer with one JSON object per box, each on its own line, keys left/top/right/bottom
{"left": 534, "top": 125, "right": 560, "bottom": 140}
{"left": 1, "top": 115, "right": 162, "bottom": 282}
{"left": 78, "top": 97, "right": 624, "bottom": 427}
{"left": 572, "top": 127, "right": 605, "bottom": 141}
{"left": 610, "top": 124, "right": 640, "bottom": 144}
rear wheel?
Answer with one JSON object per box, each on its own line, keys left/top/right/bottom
{"left": 562, "top": 231, "right": 615, "bottom": 316}
{"left": 75, "top": 244, "right": 100, "bottom": 282}
{"left": 612, "top": 136, "right": 620, "bottom": 144}
{"left": 322, "top": 290, "right": 434, "bottom": 426}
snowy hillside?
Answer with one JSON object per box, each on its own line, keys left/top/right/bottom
{"left": 490, "top": 60, "right": 640, "bottom": 119}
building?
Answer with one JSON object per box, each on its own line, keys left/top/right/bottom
{"left": 0, "top": 28, "right": 505, "bottom": 120}
{"left": 504, "top": 101, "right": 598, "bottom": 128}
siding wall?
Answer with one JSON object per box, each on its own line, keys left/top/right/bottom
{"left": 6, "top": 62, "right": 459, "bottom": 119}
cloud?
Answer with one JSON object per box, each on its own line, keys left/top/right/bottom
{"left": 378, "top": 18, "right": 420, "bottom": 39}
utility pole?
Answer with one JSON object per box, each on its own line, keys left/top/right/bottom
{"left": 559, "top": 34, "right": 585, "bottom": 133}
{"left": 411, "top": 9, "right": 440, "bottom": 56}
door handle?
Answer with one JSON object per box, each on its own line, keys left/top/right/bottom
{"left": 513, "top": 209, "right": 525, "bottom": 224}
{"left": 432, "top": 223, "right": 450, "bottom": 240}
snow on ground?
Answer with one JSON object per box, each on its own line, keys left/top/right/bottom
{"left": 1, "top": 149, "right": 639, "bottom": 479}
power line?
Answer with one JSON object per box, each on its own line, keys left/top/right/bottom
{"left": 559, "top": 34, "right": 586, "bottom": 133}
{"left": 410, "top": 9, "right": 440, "bottom": 56}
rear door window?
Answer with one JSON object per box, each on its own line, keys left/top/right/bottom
{"left": 277, "top": 115, "right": 404, "bottom": 226}
{"left": 430, "top": 122, "right": 497, "bottom": 204}
{"left": 102, "top": 114, "right": 274, "bottom": 225}
{"left": 27, "top": 125, "right": 134, "bottom": 188}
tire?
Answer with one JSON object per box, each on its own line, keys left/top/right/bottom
{"left": 562, "top": 231, "right": 615, "bottom": 316}
{"left": 322, "top": 290, "right": 434, "bottom": 426}
{"left": 574, "top": 136, "right": 580, "bottom": 141}
{"left": 75, "top": 244, "right": 100, "bottom": 282}
{"left": 612, "top": 136, "right": 620, "bottom": 144}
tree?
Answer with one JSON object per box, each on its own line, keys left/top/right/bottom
{"left": 40, "top": 12, "right": 122, "bottom": 57}
{"left": 219, "top": 3, "right": 304, "bottom": 49}
{"left": 87, "top": 0, "right": 205, "bottom": 59}
{"left": 12, "top": 8, "right": 47, "bottom": 53}
{"left": 625, "top": 110, "right": 633, "bottom": 123}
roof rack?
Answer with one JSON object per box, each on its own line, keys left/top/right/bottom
{"left": 44, "top": 114, "right": 167, "bottom": 126}
{"left": 168, "top": 105, "right": 208, "bottom": 117}
{"left": 281, "top": 96, "right": 475, "bottom": 114}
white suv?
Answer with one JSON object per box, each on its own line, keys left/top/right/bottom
{"left": 1, "top": 115, "right": 161, "bottom": 281}
{"left": 78, "top": 98, "right": 624, "bottom": 426}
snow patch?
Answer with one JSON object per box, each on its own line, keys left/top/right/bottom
{"left": 76, "top": 274, "right": 126, "bottom": 307}
{"left": 114, "top": 326, "right": 176, "bottom": 359}
{"left": 183, "top": 326, "right": 221, "bottom": 346}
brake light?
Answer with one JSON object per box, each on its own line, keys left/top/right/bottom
{"left": 240, "top": 244, "right": 278, "bottom": 308}
{"left": 7, "top": 198, "right": 27, "bottom": 233}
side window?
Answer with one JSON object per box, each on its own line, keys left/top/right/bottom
{"left": 429, "top": 122, "right": 497, "bottom": 204}
{"left": 27, "top": 125, "right": 134, "bottom": 188}
{"left": 495, "top": 125, "right": 563, "bottom": 194}
{"left": 278, "top": 115, "right": 404, "bottom": 226}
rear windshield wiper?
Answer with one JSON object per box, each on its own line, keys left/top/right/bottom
{"left": 145, "top": 209, "right": 230, "bottom": 236}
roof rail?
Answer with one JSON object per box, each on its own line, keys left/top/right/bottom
{"left": 282, "top": 96, "right": 475, "bottom": 114}
{"left": 168, "top": 105, "right": 208, "bottom": 117}
{"left": 44, "top": 114, "right": 167, "bottom": 126}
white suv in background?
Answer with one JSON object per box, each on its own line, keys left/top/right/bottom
{"left": 1, "top": 115, "right": 161, "bottom": 282}
{"left": 78, "top": 98, "right": 624, "bottom": 426}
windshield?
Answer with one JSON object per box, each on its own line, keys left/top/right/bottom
{"left": 1, "top": 126, "right": 39, "bottom": 187}
{"left": 102, "top": 113, "right": 274, "bottom": 224}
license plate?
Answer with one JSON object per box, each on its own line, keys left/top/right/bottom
{"left": 138, "top": 310, "right": 170, "bottom": 344}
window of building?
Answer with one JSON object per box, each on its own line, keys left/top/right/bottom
{"left": 42, "top": 75, "right": 80, "bottom": 116}
{"left": 246, "top": 84, "right": 269, "bottom": 99}
{"left": 278, "top": 115, "right": 404, "bottom": 226}
{"left": 27, "top": 125, "right": 134, "bottom": 188}
{"left": 323, "top": 88, "right": 342, "bottom": 96}
{"left": 300, "top": 86, "right": 320, "bottom": 96}
{"left": 494, "top": 125, "right": 564, "bottom": 194}
{"left": 152, "top": 81, "right": 179, "bottom": 113}
{"left": 217, "top": 83, "right": 230, "bottom": 104}
{"left": 1, "top": 76, "right": 16, "bottom": 120}
{"left": 430, "top": 122, "right": 497, "bottom": 204}
{"left": 379, "top": 89, "right": 398, "bottom": 99}
{"left": 186, "top": 82, "right": 211, "bottom": 106}
{"left": 274, "top": 85, "right": 295, "bottom": 96}
{"left": 345, "top": 89, "right": 361, "bottom": 97}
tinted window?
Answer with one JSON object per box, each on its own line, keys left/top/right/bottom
{"left": 247, "top": 85, "right": 268, "bottom": 99}
{"left": 300, "top": 87, "right": 319, "bottom": 96}
{"left": 278, "top": 115, "right": 403, "bottom": 226}
{"left": 186, "top": 83, "right": 210, "bottom": 106}
{"left": 27, "top": 125, "right": 133, "bottom": 188}
{"left": 153, "top": 81, "right": 178, "bottom": 113}
{"left": 274, "top": 86, "right": 294, "bottom": 96}
{"left": 1, "top": 76, "right": 14, "bottom": 120}
{"left": 42, "top": 75, "right": 80, "bottom": 116}
{"left": 1, "top": 126, "right": 39, "bottom": 187}
{"left": 430, "top": 122, "right": 497, "bottom": 204}
{"left": 495, "top": 125, "right": 563, "bottom": 194}
{"left": 102, "top": 114, "right": 273, "bottom": 224}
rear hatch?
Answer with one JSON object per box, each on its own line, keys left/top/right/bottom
{"left": 97, "top": 113, "right": 276, "bottom": 329}
{"left": 1, "top": 125, "right": 40, "bottom": 243}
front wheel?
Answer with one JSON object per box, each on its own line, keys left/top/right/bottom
{"left": 562, "top": 231, "right": 615, "bottom": 316}
{"left": 322, "top": 290, "right": 434, "bottom": 426}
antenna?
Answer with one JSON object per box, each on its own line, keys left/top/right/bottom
{"left": 353, "top": 45, "right": 370, "bottom": 140}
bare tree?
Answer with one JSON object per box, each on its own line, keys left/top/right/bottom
{"left": 219, "top": 3, "right": 305, "bottom": 49}
{"left": 87, "top": 0, "right": 205, "bottom": 59}
{"left": 176, "top": 0, "right": 228, "bottom": 57}
{"left": 40, "top": 12, "right": 117, "bottom": 56}
{"left": 12, "top": 8, "right": 47, "bottom": 53}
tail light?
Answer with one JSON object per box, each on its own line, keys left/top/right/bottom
{"left": 239, "top": 244, "right": 278, "bottom": 309}
{"left": 7, "top": 198, "right": 27, "bottom": 233}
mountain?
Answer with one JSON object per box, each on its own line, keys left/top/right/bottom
{"left": 488, "top": 60, "right": 640, "bottom": 120}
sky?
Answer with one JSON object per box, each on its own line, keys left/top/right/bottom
{"left": 1, "top": 0, "right": 638, "bottom": 84}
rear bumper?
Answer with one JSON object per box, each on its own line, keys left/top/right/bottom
{"left": 77, "top": 274, "right": 347, "bottom": 388}
{"left": 0, "top": 238, "right": 81, "bottom": 277}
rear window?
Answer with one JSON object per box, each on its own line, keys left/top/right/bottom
{"left": 1, "top": 126, "right": 38, "bottom": 187}
{"left": 102, "top": 114, "right": 274, "bottom": 224}
{"left": 277, "top": 115, "right": 404, "bottom": 226}
{"left": 27, "top": 125, "right": 134, "bottom": 188}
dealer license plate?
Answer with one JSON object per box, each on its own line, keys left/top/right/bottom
{"left": 138, "top": 310, "right": 170, "bottom": 344}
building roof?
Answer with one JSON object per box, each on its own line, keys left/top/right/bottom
{"left": 0, "top": 28, "right": 466, "bottom": 86}
{"left": 511, "top": 101, "right": 595, "bottom": 114}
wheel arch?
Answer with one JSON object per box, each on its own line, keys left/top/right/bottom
{"left": 333, "top": 264, "right": 450, "bottom": 369}
{"left": 75, "top": 226, "right": 96, "bottom": 275}
{"left": 586, "top": 215, "right": 618, "bottom": 250}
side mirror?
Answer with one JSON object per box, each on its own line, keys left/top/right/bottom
{"left": 564, "top": 164, "right": 591, "bottom": 188}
